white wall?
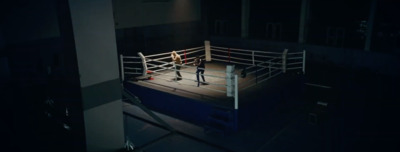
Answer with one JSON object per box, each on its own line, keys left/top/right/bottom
{"left": 113, "top": 0, "right": 201, "bottom": 29}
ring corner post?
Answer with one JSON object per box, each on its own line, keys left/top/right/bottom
{"left": 137, "top": 52, "right": 147, "bottom": 77}
{"left": 302, "top": 50, "right": 306, "bottom": 74}
{"left": 120, "top": 54, "right": 124, "bottom": 82}
{"left": 226, "top": 65, "right": 235, "bottom": 97}
{"left": 282, "top": 49, "right": 288, "bottom": 73}
{"left": 205, "top": 40, "right": 211, "bottom": 61}
{"left": 252, "top": 51, "right": 255, "bottom": 65}
{"left": 234, "top": 74, "right": 238, "bottom": 110}
{"left": 233, "top": 74, "right": 239, "bottom": 132}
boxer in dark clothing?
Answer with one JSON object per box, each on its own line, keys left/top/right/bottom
{"left": 194, "top": 56, "right": 206, "bottom": 87}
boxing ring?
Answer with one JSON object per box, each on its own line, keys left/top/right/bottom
{"left": 120, "top": 41, "right": 306, "bottom": 133}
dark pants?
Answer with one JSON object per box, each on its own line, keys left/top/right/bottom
{"left": 175, "top": 64, "right": 182, "bottom": 78}
{"left": 196, "top": 68, "right": 205, "bottom": 86}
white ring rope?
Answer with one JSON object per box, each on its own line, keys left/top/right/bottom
{"left": 123, "top": 56, "right": 141, "bottom": 59}
{"left": 287, "top": 62, "right": 303, "bottom": 65}
{"left": 211, "top": 54, "right": 281, "bottom": 65}
{"left": 246, "top": 66, "right": 268, "bottom": 75}
{"left": 287, "top": 52, "right": 304, "bottom": 55}
{"left": 257, "top": 71, "right": 282, "bottom": 83}
{"left": 146, "top": 64, "right": 228, "bottom": 89}
{"left": 211, "top": 49, "right": 253, "bottom": 57}
{"left": 144, "top": 47, "right": 204, "bottom": 58}
{"left": 123, "top": 61, "right": 142, "bottom": 64}
{"left": 240, "top": 71, "right": 282, "bottom": 91}
{"left": 146, "top": 69, "right": 178, "bottom": 78}
{"left": 185, "top": 49, "right": 203, "bottom": 55}
{"left": 253, "top": 54, "right": 282, "bottom": 59}
{"left": 272, "top": 62, "right": 283, "bottom": 65}
{"left": 147, "top": 54, "right": 198, "bottom": 63}
{"left": 211, "top": 54, "right": 252, "bottom": 63}
{"left": 144, "top": 51, "right": 171, "bottom": 58}
{"left": 121, "top": 45, "right": 305, "bottom": 99}
{"left": 212, "top": 58, "right": 254, "bottom": 66}
{"left": 125, "top": 72, "right": 142, "bottom": 75}
{"left": 147, "top": 56, "right": 171, "bottom": 61}
{"left": 121, "top": 56, "right": 143, "bottom": 78}
{"left": 147, "top": 66, "right": 159, "bottom": 70}
{"left": 143, "top": 57, "right": 230, "bottom": 90}
{"left": 211, "top": 48, "right": 239, "bottom": 54}
{"left": 147, "top": 60, "right": 172, "bottom": 65}
{"left": 211, "top": 46, "right": 283, "bottom": 55}
{"left": 183, "top": 56, "right": 197, "bottom": 62}
{"left": 175, "top": 48, "right": 204, "bottom": 54}
{"left": 146, "top": 61, "right": 227, "bottom": 86}
{"left": 238, "top": 68, "right": 280, "bottom": 87}
{"left": 177, "top": 69, "right": 226, "bottom": 79}
{"left": 147, "top": 59, "right": 226, "bottom": 74}
{"left": 211, "top": 50, "right": 281, "bottom": 61}
{"left": 229, "top": 51, "right": 260, "bottom": 57}
{"left": 236, "top": 54, "right": 285, "bottom": 91}
{"left": 146, "top": 63, "right": 171, "bottom": 69}
{"left": 211, "top": 47, "right": 283, "bottom": 69}
{"left": 146, "top": 61, "right": 226, "bottom": 80}
{"left": 287, "top": 67, "right": 302, "bottom": 70}
{"left": 287, "top": 57, "right": 303, "bottom": 60}
{"left": 239, "top": 67, "right": 278, "bottom": 84}
{"left": 182, "top": 54, "right": 205, "bottom": 64}
{"left": 175, "top": 46, "right": 205, "bottom": 52}
{"left": 249, "top": 58, "right": 280, "bottom": 68}
{"left": 257, "top": 69, "right": 274, "bottom": 78}
{"left": 215, "top": 54, "right": 255, "bottom": 62}
{"left": 124, "top": 67, "right": 141, "bottom": 70}
{"left": 150, "top": 62, "right": 171, "bottom": 67}
{"left": 243, "top": 65, "right": 258, "bottom": 70}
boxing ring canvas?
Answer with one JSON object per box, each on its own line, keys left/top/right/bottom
{"left": 121, "top": 41, "right": 306, "bottom": 133}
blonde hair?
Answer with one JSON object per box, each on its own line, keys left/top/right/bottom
{"left": 171, "top": 50, "right": 177, "bottom": 56}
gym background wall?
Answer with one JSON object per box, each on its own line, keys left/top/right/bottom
{"left": 112, "top": 0, "right": 204, "bottom": 56}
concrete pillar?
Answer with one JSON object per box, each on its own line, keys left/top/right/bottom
{"left": 298, "top": 0, "right": 310, "bottom": 44}
{"left": 364, "top": 0, "right": 377, "bottom": 51}
{"left": 68, "top": 0, "right": 125, "bottom": 151}
{"left": 241, "top": 0, "right": 250, "bottom": 38}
